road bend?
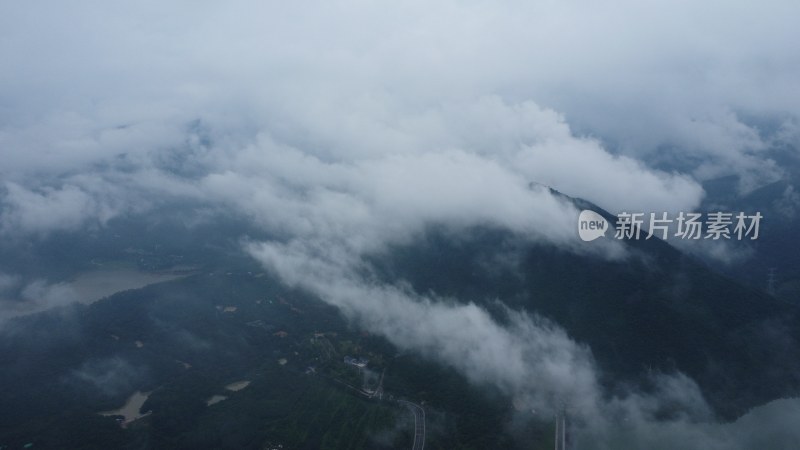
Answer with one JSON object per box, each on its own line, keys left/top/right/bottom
{"left": 398, "top": 400, "right": 425, "bottom": 450}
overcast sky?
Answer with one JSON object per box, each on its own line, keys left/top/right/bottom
{"left": 2, "top": 2, "right": 799, "bottom": 447}
{"left": 3, "top": 1, "right": 798, "bottom": 229}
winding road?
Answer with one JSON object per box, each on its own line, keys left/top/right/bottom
{"left": 398, "top": 400, "right": 425, "bottom": 450}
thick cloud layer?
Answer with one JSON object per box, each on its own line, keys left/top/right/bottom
{"left": 3, "top": 1, "right": 798, "bottom": 188}
{"left": 2, "top": 1, "right": 799, "bottom": 447}
{"left": 0, "top": 95, "right": 697, "bottom": 250}
{"left": 248, "top": 240, "right": 800, "bottom": 449}
{"left": 248, "top": 238, "right": 602, "bottom": 411}
{"left": 0, "top": 272, "right": 79, "bottom": 318}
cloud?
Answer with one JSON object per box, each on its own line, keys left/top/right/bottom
{"left": 65, "top": 357, "right": 148, "bottom": 398}
{"left": 0, "top": 272, "right": 20, "bottom": 292}
{"left": 0, "top": 181, "right": 122, "bottom": 235}
{"left": 1, "top": 0, "right": 797, "bottom": 185}
{"left": 0, "top": 1, "right": 798, "bottom": 447}
{"left": 249, "top": 238, "right": 601, "bottom": 414}
{"left": 579, "top": 395, "right": 800, "bottom": 450}
{"left": 0, "top": 275, "right": 80, "bottom": 321}
{"left": 247, "top": 239, "right": 800, "bottom": 449}
{"left": 21, "top": 279, "right": 78, "bottom": 307}
{"left": 0, "top": 96, "right": 702, "bottom": 244}
{"left": 12, "top": 0, "right": 787, "bottom": 238}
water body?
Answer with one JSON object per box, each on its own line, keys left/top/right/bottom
{"left": 206, "top": 381, "right": 251, "bottom": 406}
{"left": 99, "top": 391, "right": 152, "bottom": 424}
{"left": 0, "top": 268, "right": 187, "bottom": 320}
{"left": 225, "top": 380, "right": 251, "bottom": 391}
{"left": 69, "top": 269, "right": 186, "bottom": 304}
{"left": 206, "top": 395, "right": 228, "bottom": 406}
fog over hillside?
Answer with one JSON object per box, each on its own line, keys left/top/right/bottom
{"left": 2, "top": 2, "right": 800, "bottom": 448}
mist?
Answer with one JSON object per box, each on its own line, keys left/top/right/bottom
{"left": 2, "top": 1, "right": 800, "bottom": 447}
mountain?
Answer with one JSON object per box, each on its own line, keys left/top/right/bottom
{"left": 371, "top": 191, "right": 800, "bottom": 419}
{"left": 2, "top": 192, "right": 800, "bottom": 448}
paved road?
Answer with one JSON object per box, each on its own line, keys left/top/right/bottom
{"left": 399, "top": 400, "right": 425, "bottom": 450}
{"left": 554, "top": 410, "right": 567, "bottom": 450}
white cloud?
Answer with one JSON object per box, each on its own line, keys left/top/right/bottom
{"left": 20, "top": 279, "right": 78, "bottom": 310}
{"left": 65, "top": 357, "right": 148, "bottom": 398}
{"left": 249, "top": 237, "right": 602, "bottom": 416}
{"left": 0, "top": 272, "right": 20, "bottom": 294}
{"left": 247, "top": 239, "right": 800, "bottom": 449}
{"left": 2, "top": 0, "right": 796, "bottom": 182}
{"left": 0, "top": 277, "right": 79, "bottom": 321}
{"left": 0, "top": 1, "right": 798, "bottom": 446}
